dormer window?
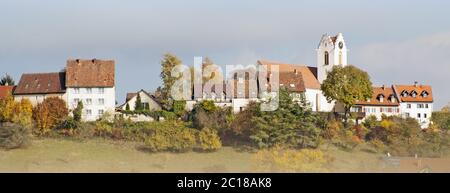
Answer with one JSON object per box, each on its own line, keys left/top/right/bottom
{"left": 388, "top": 95, "right": 396, "bottom": 103}
{"left": 377, "top": 94, "right": 384, "bottom": 102}
{"left": 401, "top": 90, "right": 409, "bottom": 97}
{"left": 421, "top": 91, "right": 429, "bottom": 98}
{"left": 411, "top": 90, "right": 418, "bottom": 98}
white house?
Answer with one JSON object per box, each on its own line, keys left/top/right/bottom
{"left": 118, "top": 89, "right": 162, "bottom": 111}
{"left": 66, "top": 59, "right": 116, "bottom": 121}
{"left": 395, "top": 84, "right": 433, "bottom": 128}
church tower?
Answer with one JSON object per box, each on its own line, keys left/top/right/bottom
{"left": 316, "top": 33, "right": 348, "bottom": 83}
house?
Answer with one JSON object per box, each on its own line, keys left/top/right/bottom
{"left": 13, "top": 58, "right": 116, "bottom": 121}
{"left": 0, "top": 85, "right": 15, "bottom": 100}
{"left": 257, "top": 60, "right": 331, "bottom": 112}
{"left": 13, "top": 72, "right": 67, "bottom": 105}
{"left": 352, "top": 85, "right": 401, "bottom": 120}
{"left": 118, "top": 89, "right": 162, "bottom": 111}
{"left": 395, "top": 83, "right": 433, "bottom": 128}
{"left": 66, "top": 59, "right": 116, "bottom": 121}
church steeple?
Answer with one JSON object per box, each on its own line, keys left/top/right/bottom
{"left": 316, "top": 33, "right": 348, "bottom": 83}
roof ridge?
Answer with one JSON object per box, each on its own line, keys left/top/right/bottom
{"left": 22, "top": 71, "right": 63, "bottom": 75}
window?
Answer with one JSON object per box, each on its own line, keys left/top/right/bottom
{"left": 418, "top": 113, "right": 421, "bottom": 118}
{"left": 407, "top": 104, "right": 411, "bottom": 109}
{"left": 86, "top": 98, "right": 92, "bottom": 105}
{"left": 424, "top": 113, "right": 427, "bottom": 118}
{"left": 417, "top": 104, "right": 424, "bottom": 108}
{"left": 73, "top": 98, "right": 80, "bottom": 105}
{"left": 98, "top": 98, "right": 104, "bottom": 105}
{"left": 74, "top": 88, "right": 80, "bottom": 94}
{"left": 86, "top": 109, "right": 92, "bottom": 116}
{"left": 98, "top": 88, "right": 104, "bottom": 94}
{"left": 86, "top": 88, "right": 92, "bottom": 94}
{"left": 339, "top": 51, "right": 343, "bottom": 65}
{"left": 98, "top": 110, "right": 104, "bottom": 116}
{"left": 425, "top": 104, "right": 429, "bottom": 108}
{"left": 406, "top": 113, "right": 410, "bottom": 117}
{"left": 411, "top": 91, "right": 417, "bottom": 98}
{"left": 378, "top": 95, "right": 384, "bottom": 102}
{"left": 143, "top": 102, "right": 150, "bottom": 110}
{"left": 324, "top": 51, "right": 329, "bottom": 65}
{"left": 421, "top": 91, "right": 428, "bottom": 97}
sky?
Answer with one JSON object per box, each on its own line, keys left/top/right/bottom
{"left": 0, "top": 0, "right": 449, "bottom": 109}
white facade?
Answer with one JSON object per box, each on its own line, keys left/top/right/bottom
{"left": 352, "top": 106, "right": 401, "bottom": 120}
{"left": 399, "top": 102, "right": 433, "bottom": 128}
{"left": 67, "top": 87, "right": 115, "bottom": 121}
{"left": 303, "top": 89, "right": 335, "bottom": 112}
{"left": 14, "top": 93, "right": 67, "bottom": 106}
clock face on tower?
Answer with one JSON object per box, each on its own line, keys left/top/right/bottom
{"left": 338, "top": 42, "right": 343, "bottom": 49}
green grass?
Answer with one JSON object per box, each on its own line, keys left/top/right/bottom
{"left": 0, "top": 138, "right": 385, "bottom": 173}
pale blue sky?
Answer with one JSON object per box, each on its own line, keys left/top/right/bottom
{"left": 0, "top": 0, "right": 449, "bottom": 108}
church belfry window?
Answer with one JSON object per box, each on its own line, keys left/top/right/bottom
{"left": 324, "top": 51, "right": 329, "bottom": 65}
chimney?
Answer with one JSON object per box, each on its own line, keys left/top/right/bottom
{"left": 75, "top": 59, "right": 80, "bottom": 63}
{"left": 92, "top": 58, "right": 97, "bottom": 63}
{"left": 414, "top": 81, "right": 418, "bottom": 87}
{"left": 294, "top": 69, "right": 298, "bottom": 75}
{"left": 5, "top": 82, "right": 8, "bottom": 86}
{"left": 382, "top": 85, "right": 386, "bottom": 90}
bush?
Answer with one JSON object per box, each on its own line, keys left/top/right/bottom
{"left": 93, "top": 120, "right": 123, "bottom": 139}
{"left": 369, "top": 139, "right": 386, "bottom": 153}
{"left": 322, "top": 120, "right": 343, "bottom": 139}
{"left": 0, "top": 122, "right": 30, "bottom": 149}
{"left": 252, "top": 146, "right": 330, "bottom": 172}
{"left": 173, "top": 100, "right": 186, "bottom": 117}
{"left": 198, "top": 128, "right": 222, "bottom": 151}
{"left": 432, "top": 112, "right": 450, "bottom": 130}
{"left": 144, "top": 123, "right": 198, "bottom": 152}
{"left": 32, "top": 97, "right": 69, "bottom": 135}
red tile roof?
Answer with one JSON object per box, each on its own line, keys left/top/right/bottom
{"left": 66, "top": 59, "right": 115, "bottom": 87}
{"left": 14, "top": 72, "right": 66, "bottom": 95}
{"left": 355, "top": 86, "right": 399, "bottom": 106}
{"left": 394, "top": 84, "right": 433, "bottom": 103}
{"left": 258, "top": 60, "right": 320, "bottom": 92}
{"left": 0, "top": 86, "right": 15, "bottom": 99}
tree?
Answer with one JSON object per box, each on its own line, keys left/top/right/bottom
{"left": 11, "top": 99, "right": 33, "bottom": 127}
{"left": 250, "top": 89, "right": 322, "bottom": 149}
{"left": 0, "top": 93, "right": 15, "bottom": 122}
{"left": 134, "top": 93, "right": 143, "bottom": 111}
{"left": 32, "top": 97, "right": 69, "bottom": 135}
{"left": 73, "top": 101, "right": 83, "bottom": 122}
{"left": 125, "top": 103, "right": 130, "bottom": 111}
{"left": 160, "top": 53, "right": 182, "bottom": 110}
{"left": 321, "top": 65, "right": 373, "bottom": 124}
{"left": 442, "top": 103, "right": 450, "bottom": 112}
{"left": 0, "top": 74, "right": 15, "bottom": 86}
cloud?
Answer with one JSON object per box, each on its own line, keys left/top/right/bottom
{"left": 353, "top": 32, "right": 450, "bottom": 109}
